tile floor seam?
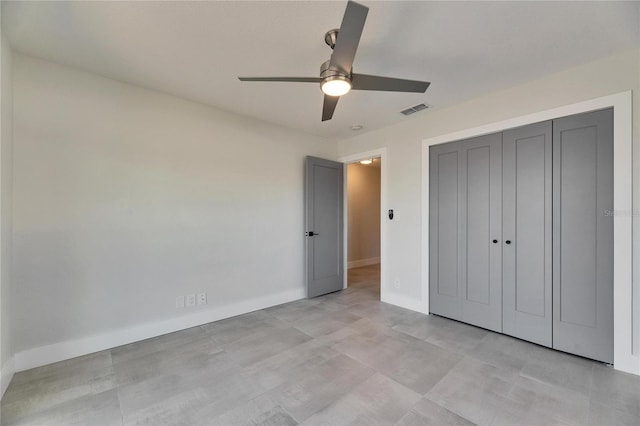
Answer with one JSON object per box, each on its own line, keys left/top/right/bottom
{"left": 422, "top": 354, "right": 466, "bottom": 396}
{"left": 113, "top": 367, "right": 125, "bottom": 426}
{"left": 282, "top": 369, "right": 374, "bottom": 424}
{"left": 586, "top": 362, "right": 596, "bottom": 425}
{"left": 421, "top": 393, "right": 478, "bottom": 425}
{"left": 109, "top": 350, "right": 126, "bottom": 426}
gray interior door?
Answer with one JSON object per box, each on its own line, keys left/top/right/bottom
{"left": 429, "top": 133, "right": 503, "bottom": 332}
{"left": 305, "top": 156, "right": 344, "bottom": 298}
{"left": 502, "top": 121, "right": 553, "bottom": 347}
{"left": 552, "top": 108, "right": 613, "bottom": 363}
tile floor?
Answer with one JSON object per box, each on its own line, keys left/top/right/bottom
{"left": 2, "top": 264, "right": 639, "bottom": 425}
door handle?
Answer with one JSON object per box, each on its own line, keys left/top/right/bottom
{"left": 306, "top": 231, "right": 318, "bottom": 237}
{"left": 492, "top": 239, "right": 498, "bottom": 244}
{"left": 505, "top": 240, "right": 512, "bottom": 245}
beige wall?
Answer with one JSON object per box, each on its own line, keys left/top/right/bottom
{"left": 347, "top": 162, "right": 380, "bottom": 265}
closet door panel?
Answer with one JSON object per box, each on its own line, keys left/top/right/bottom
{"left": 429, "top": 143, "right": 462, "bottom": 320}
{"left": 465, "top": 146, "right": 491, "bottom": 305}
{"left": 459, "top": 134, "right": 503, "bottom": 332}
{"left": 558, "top": 129, "right": 598, "bottom": 325}
{"left": 553, "top": 108, "right": 613, "bottom": 364}
{"left": 502, "top": 121, "right": 552, "bottom": 347}
{"left": 436, "top": 151, "right": 460, "bottom": 298}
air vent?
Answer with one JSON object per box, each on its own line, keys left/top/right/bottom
{"left": 400, "top": 103, "right": 430, "bottom": 116}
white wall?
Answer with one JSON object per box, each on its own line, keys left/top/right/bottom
{"left": 12, "top": 54, "right": 337, "bottom": 370}
{"left": 339, "top": 48, "right": 640, "bottom": 370}
{"left": 347, "top": 163, "right": 380, "bottom": 266}
{"left": 339, "top": 48, "right": 639, "bottom": 299}
{"left": 0, "top": 12, "right": 14, "bottom": 398}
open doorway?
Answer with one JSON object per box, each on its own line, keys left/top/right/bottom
{"left": 346, "top": 157, "right": 381, "bottom": 299}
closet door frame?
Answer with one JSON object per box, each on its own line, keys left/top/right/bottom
{"left": 421, "top": 91, "right": 635, "bottom": 375}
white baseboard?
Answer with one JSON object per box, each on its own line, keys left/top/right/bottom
{"left": 13, "top": 288, "right": 306, "bottom": 373}
{"left": 381, "top": 292, "right": 427, "bottom": 315}
{"left": 1, "top": 356, "right": 14, "bottom": 399}
{"left": 348, "top": 257, "right": 380, "bottom": 269}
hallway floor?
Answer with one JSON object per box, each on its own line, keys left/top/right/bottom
{"left": 2, "top": 264, "right": 639, "bottom": 425}
{"left": 347, "top": 262, "right": 381, "bottom": 292}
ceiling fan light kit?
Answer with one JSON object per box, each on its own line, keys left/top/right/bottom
{"left": 321, "top": 77, "right": 352, "bottom": 96}
{"left": 238, "top": 1, "right": 430, "bottom": 121}
{"left": 320, "top": 60, "right": 352, "bottom": 96}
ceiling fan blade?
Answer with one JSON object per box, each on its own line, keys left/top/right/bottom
{"left": 238, "top": 77, "right": 321, "bottom": 83}
{"left": 330, "top": 1, "right": 369, "bottom": 74}
{"left": 322, "top": 95, "right": 340, "bottom": 122}
{"left": 351, "top": 73, "right": 430, "bottom": 93}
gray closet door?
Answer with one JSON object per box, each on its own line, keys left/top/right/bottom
{"left": 429, "top": 141, "right": 462, "bottom": 320}
{"left": 502, "top": 121, "right": 552, "bottom": 347}
{"left": 552, "top": 108, "right": 613, "bottom": 364}
{"left": 429, "top": 133, "right": 503, "bottom": 332}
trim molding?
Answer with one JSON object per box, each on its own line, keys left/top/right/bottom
{"left": 421, "top": 91, "right": 636, "bottom": 375}
{"left": 348, "top": 257, "right": 380, "bottom": 269}
{"left": 13, "top": 288, "right": 305, "bottom": 372}
{"left": 1, "top": 356, "right": 14, "bottom": 399}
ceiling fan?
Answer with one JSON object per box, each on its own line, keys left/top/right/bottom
{"left": 238, "top": 1, "right": 430, "bottom": 122}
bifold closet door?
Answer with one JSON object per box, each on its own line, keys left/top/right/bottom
{"left": 429, "top": 133, "right": 503, "bottom": 332}
{"left": 502, "top": 121, "right": 552, "bottom": 347}
{"left": 552, "top": 108, "right": 613, "bottom": 364}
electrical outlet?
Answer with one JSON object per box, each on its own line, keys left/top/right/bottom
{"left": 186, "top": 294, "right": 196, "bottom": 307}
{"left": 197, "top": 292, "right": 207, "bottom": 305}
{"left": 393, "top": 278, "right": 401, "bottom": 289}
{"left": 176, "top": 295, "right": 185, "bottom": 309}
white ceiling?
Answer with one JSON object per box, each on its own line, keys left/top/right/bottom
{"left": 3, "top": 1, "right": 639, "bottom": 139}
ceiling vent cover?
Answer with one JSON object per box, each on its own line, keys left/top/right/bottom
{"left": 400, "top": 103, "right": 429, "bottom": 116}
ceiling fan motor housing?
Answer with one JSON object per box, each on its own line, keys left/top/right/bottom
{"left": 320, "top": 59, "right": 351, "bottom": 82}
{"left": 319, "top": 59, "right": 352, "bottom": 95}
